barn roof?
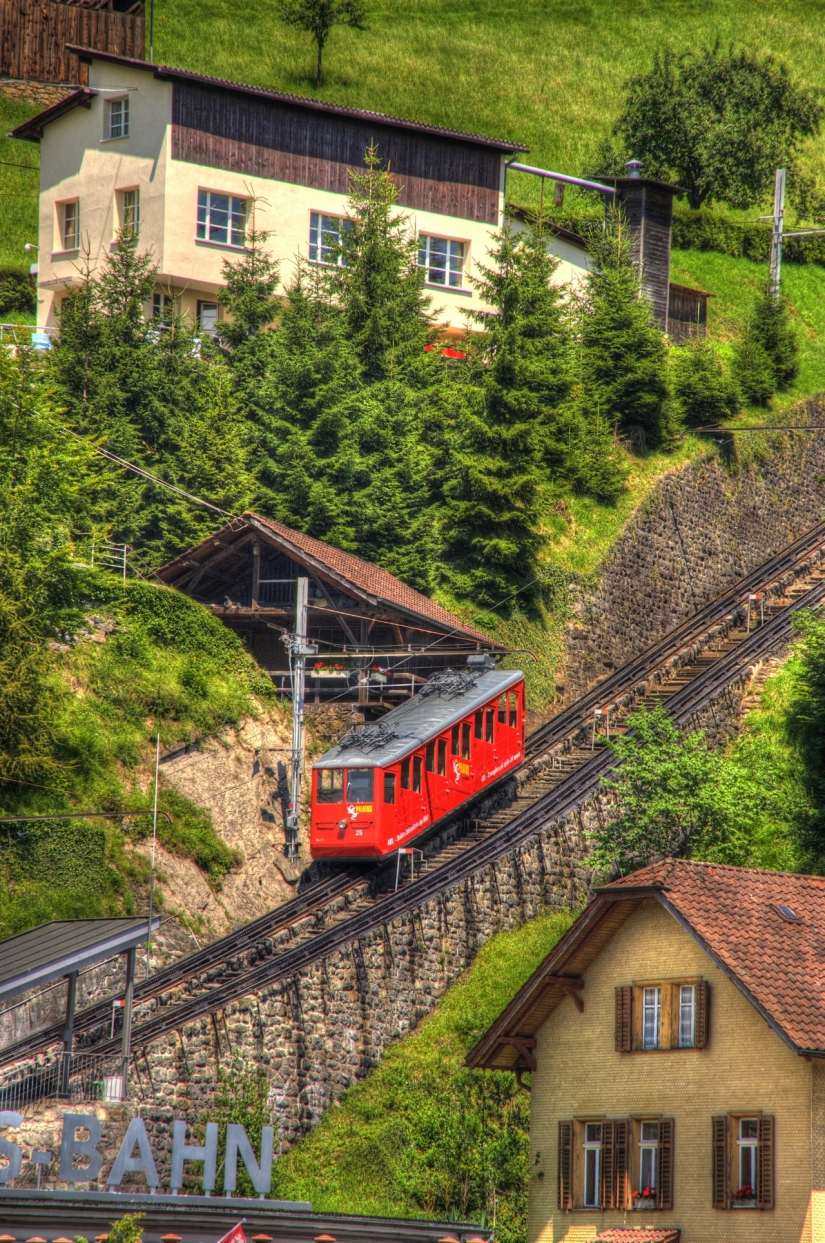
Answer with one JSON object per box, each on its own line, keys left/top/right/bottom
{"left": 313, "top": 667, "right": 522, "bottom": 768}
{"left": 11, "top": 48, "right": 527, "bottom": 153}
{"left": 466, "top": 858, "right": 825, "bottom": 1071}
{"left": 156, "top": 513, "right": 496, "bottom": 646}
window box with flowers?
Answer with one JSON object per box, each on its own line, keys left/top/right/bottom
{"left": 633, "top": 1187, "right": 657, "bottom": 1210}
{"left": 310, "top": 662, "right": 348, "bottom": 679}
{"left": 732, "top": 1184, "right": 756, "bottom": 1209}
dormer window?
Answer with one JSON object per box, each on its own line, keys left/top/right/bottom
{"left": 107, "top": 97, "right": 129, "bottom": 140}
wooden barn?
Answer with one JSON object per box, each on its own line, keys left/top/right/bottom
{"left": 0, "top": 0, "right": 143, "bottom": 86}
{"left": 157, "top": 515, "right": 501, "bottom": 711}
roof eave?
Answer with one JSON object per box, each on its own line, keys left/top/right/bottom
{"left": 9, "top": 88, "right": 95, "bottom": 142}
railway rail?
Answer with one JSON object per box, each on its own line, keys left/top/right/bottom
{"left": 4, "top": 521, "right": 825, "bottom": 1071}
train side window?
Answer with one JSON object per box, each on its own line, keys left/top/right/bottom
{"left": 413, "top": 755, "right": 422, "bottom": 793}
{"left": 347, "top": 768, "right": 374, "bottom": 802}
{"left": 509, "top": 692, "right": 518, "bottom": 727}
{"left": 451, "top": 725, "right": 460, "bottom": 756}
{"left": 317, "top": 769, "right": 344, "bottom": 803}
{"left": 437, "top": 738, "right": 447, "bottom": 776}
{"left": 426, "top": 741, "right": 435, "bottom": 773}
{"left": 384, "top": 771, "right": 396, "bottom": 804}
{"left": 485, "top": 706, "right": 494, "bottom": 742}
{"left": 401, "top": 758, "right": 411, "bottom": 789}
{"left": 461, "top": 721, "right": 471, "bottom": 759}
{"left": 498, "top": 694, "right": 507, "bottom": 724}
{"left": 474, "top": 709, "right": 484, "bottom": 740}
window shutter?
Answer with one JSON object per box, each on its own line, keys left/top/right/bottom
{"left": 558, "top": 1121, "right": 573, "bottom": 1209}
{"left": 695, "top": 980, "right": 710, "bottom": 1048}
{"left": 601, "top": 1119, "right": 615, "bottom": 1209}
{"left": 615, "top": 986, "right": 632, "bottom": 1052}
{"left": 657, "top": 1118, "right": 674, "bottom": 1210}
{"left": 757, "top": 1115, "right": 775, "bottom": 1209}
{"left": 712, "top": 1116, "right": 729, "bottom": 1208}
{"left": 613, "top": 1118, "right": 630, "bottom": 1209}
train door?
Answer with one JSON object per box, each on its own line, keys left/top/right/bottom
{"left": 496, "top": 685, "right": 524, "bottom": 764}
{"left": 448, "top": 717, "right": 473, "bottom": 799}
{"left": 378, "top": 764, "right": 400, "bottom": 852}
{"left": 425, "top": 732, "right": 451, "bottom": 820}
{"left": 473, "top": 700, "right": 496, "bottom": 782}
{"left": 395, "top": 749, "right": 430, "bottom": 846}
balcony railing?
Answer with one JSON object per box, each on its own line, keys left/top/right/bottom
{"left": 0, "top": 1052, "right": 131, "bottom": 1111}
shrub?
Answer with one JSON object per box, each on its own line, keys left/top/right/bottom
{"left": 671, "top": 337, "right": 740, "bottom": 427}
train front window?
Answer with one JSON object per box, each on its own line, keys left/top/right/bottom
{"left": 461, "top": 722, "right": 471, "bottom": 759}
{"left": 498, "top": 694, "right": 507, "bottom": 724}
{"left": 413, "top": 755, "right": 423, "bottom": 792}
{"left": 401, "top": 758, "right": 411, "bottom": 789}
{"left": 384, "top": 771, "right": 396, "bottom": 804}
{"left": 451, "top": 725, "right": 460, "bottom": 756}
{"left": 317, "top": 769, "right": 344, "bottom": 803}
{"left": 347, "top": 768, "right": 374, "bottom": 802}
{"left": 474, "top": 710, "right": 483, "bottom": 740}
{"left": 485, "top": 706, "right": 494, "bottom": 742}
{"left": 509, "top": 692, "right": 518, "bottom": 727}
{"left": 437, "top": 738, "right": 447, "bottom": 775}
{"left": 425, "top": 741, "right": 435, "bottom": 772}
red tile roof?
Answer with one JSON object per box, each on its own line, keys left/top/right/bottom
{"left": 588, "top": 1231, "right": 680, "bottom": 1243}
{"left": 468, "top": 858, "right": 825, "bottom": 1067}
{"left": 249, "top": 514, "right": 493, "bottom": 642}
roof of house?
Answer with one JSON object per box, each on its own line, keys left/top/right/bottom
{"left": 157, "top": 513, "right": 496, "bottom": 646}
{"left": 11, "top": 47, "right": 527, "bottom": 153}
{"left": 588, "top": 1231, "right": 680, "bottom": 1243}
{"left": 466, "top": 858, "right": 825, "bottom": 1070}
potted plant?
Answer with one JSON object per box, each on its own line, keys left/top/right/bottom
{"left": 732, "top": 1183, "right": 756, "bottom": 1208}
{"left": 310, "top": 661, "right": 348, "bottom": 679}
{"left": 632, "top": 1187, "right": 657, "bottom": 1209}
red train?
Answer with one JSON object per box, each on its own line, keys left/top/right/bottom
{"left": 310, "top": 664, "right": 525, "bottom": 860}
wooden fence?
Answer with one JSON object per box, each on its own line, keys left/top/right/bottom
{"left": 0, "top": 0, "right": 144, "bottom": 85}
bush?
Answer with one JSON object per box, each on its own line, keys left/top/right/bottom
{"left": 671, "top": 337, "right": 740, "bottom": 427}
{"left": 733, "top": 293, "right": 800, "bottom": 405}
{"left": 0, "top": 269, "right": 35, "bottom": 317}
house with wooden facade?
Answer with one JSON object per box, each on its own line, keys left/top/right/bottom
{"left": 0, "top": 0, "right": 143, "bottom": 87}
{"left": 468, "top": 858, "right": 825, "bottom": 1243}
{"left": 156, "top": 513, "right": 500, "bottom": 710}
{"left": 11, "top": 46, "right": 526, "bottom": 333}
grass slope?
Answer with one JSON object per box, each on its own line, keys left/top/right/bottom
{"left": 0, "top": 93, "right": 40, "bottom": 273}
{"left": 271, "top": 909, "right": 576, "bottom": 1240}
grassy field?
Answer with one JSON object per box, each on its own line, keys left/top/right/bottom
{"left": 0, "top": 93, "right": 40, "bottom": 272}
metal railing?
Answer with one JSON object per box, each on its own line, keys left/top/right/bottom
{"left": 0, "top": 1052, "right": 129, "bottom": 1111}
{"left": 0, "top": 323, "right": 56, "bottom": 351}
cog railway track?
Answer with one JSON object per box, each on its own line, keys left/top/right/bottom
{"left": 5, "top": 520, "right": 825, "bottom": 1068}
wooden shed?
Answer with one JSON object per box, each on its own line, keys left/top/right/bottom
{"left": 156, "top": 515, "right": 500, "bottom": 711}
{"left": 0, "top": 0, "right": 144, "bottom": 86}
{"left": 667, "top": 282, "right": 713, "bottom": 343}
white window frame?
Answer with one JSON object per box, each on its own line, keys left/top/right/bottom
{"left": 196, "top": 189, "right": 248, "bottom": 249}
{"left": 118, "top": 188, "right": 140, "bottom": 237}
{"left": 60, "top": 200, "right": 80, "bottom": 251}
{"left": 642, "top": 986, "right": 661, "bottom": 1050}
{"left": 582, "top": 1122, "right": 601, "bottom": 1208}
{"left": 735, "top": 1118, "right": 758, "bottom": 1204}
{"left": 638, "top": 1120, "right": 659, "bottom": 1197}
{"left": 678, "top": 984, "right": 696, "bottom": 1047}
{"left": 308, "top": 211, "right": 349, "bottom": 266}
{"left": 106, "top": 96, "right": 130, "bottom": 141}
{"left": 418, "top": 234, "right": 465, "bottom": 289}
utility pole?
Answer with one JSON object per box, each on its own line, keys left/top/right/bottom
{"left": 284, "top": 577, "right": 316, "bottom": 863}
{"left": 769, "top": 168, "right": 786, "bottom": 303}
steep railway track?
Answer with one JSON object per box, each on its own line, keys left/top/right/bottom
{"left": 4, "top": 522, "right": 825, "bottom": 1069}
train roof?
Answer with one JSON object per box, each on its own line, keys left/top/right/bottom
{"left": 312, "top": 668, "right": 524, "bottom": 768}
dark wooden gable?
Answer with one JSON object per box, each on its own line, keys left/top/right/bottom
{"left": 614, "top": 180, "right": 675, "bottom": 329}
{"left": 171, "top": 80, "right": 504, "bottom": 224}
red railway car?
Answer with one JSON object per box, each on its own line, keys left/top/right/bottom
{"left": 310, "top": 665, "right": 525, "bottom": 860}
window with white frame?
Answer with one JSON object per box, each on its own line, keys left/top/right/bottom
{"left": 736, "top": 1119, "right": 758, "bottom": 1203}
{"left": 642, "top": 986, "right": 660, "bottom": 1050}
{"left": 582, "top": 1122, "right": 601, "bottom": 1208}
{"left": 309, "top": 212, "right": 349, "bottom": 265}
{"left": 107, "top": 97, "right": 129, "bottom": 140}
{"left": 418, "top": 234, "right": 465, "bottom": 287}
{"left": 678, "top": 984, "right": 696, "bottom": 1047}
{"left": 62, "top": 200, "right": 79, "bottom": 250}
{"left": 152, "top": 292, "right": 174, "bottom": 319}
{"left": 637, "top": 1121, "right": 659, "bottom": 1198}
{"left": 121, "top": 189, "right": 140, "bottom": 236}
{"left": 196, "top": 190, "right": 248, "bottom": 248}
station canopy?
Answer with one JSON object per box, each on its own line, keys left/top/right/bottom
{"left": 0, "top": 917, "right": 158, "bottom": 1003}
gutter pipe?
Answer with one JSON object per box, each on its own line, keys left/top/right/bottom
{"left": 507, "top": 162, "right": 616, "bottom": 196}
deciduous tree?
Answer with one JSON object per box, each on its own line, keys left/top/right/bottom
{"left": 276, "top": 0, "right": 367, "bottom": 86}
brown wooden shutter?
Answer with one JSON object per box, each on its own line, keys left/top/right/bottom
{"left": 558, "top": 1121, "right": 573, "bottom": 1209}
{"left": 615, "top": 986, "right": 632, "bottom": 1052}
{"left": 695, "top": 981, "right": 710, "bottom": 1048}
{"left": 712, "top": 1116, "right": 729, "bottom": 1208}
{"left": 614, "top": 1118, "right": 630, "bottom": 1209}
{"left": 657, "top": 1118, "right": 674, "bottom": 1210}
{"left": 757, "top": 1115, "right": 775, "bottom": 1209}
{"left": 601, "top": 1120, "right": 615, "bottom": 1209}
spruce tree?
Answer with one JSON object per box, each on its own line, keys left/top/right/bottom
{"left": 671, "top": 336, "right": 740, "bottom": 427}
{"left": 750, "top": 292, "right": 800, "bottom": 391}
{"left": 733, "top": 311, "right": 779, "bottom": 407}
{"left": 578, "top": 214, "right": 672, "bottom": 448}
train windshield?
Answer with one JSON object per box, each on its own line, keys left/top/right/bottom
{"left": 347, "top": 768, "right": 374, "bottom": 802}
{"left": 317, "top": 769, "right": 344, "bottom": 803}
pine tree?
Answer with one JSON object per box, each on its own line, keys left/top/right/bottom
{"left": 324, "top": 143, "right": 431, "bottom": 381}
{"left": 750, "top": 292, "right": 800, "bottom": 391}
{"left": 671, "top": 336, "right": 740, "bottom": 427}
{"left": 733, "top": 315, "right": 778, "bottom": 407}
{"left": 578, "top": 213, "right": 673, "bottom": 449}
{"left": 217, "top": 223, "right": 281, "bottom": 348}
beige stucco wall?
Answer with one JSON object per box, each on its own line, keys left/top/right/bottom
{"left": 35, "top": 60, "right": 504, "bottom": 331}
{"left": 529, "top": 898, "right": 814, "bottom": 1243}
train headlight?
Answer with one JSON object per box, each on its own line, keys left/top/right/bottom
{"left": 338, "top": 819, "right": 347, "bottom": 830}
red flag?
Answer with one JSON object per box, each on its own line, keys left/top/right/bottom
{"left": 215, "top": 1224, "right": 246, "bottom": 1243}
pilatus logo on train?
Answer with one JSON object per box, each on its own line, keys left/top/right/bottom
{"left": 453, "top": 759, "right": 471, "bottom": 778}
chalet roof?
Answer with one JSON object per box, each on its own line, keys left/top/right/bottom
{"left": 156, "top": 514, "right": 495, "bottom": 646}
{"left": 11, "top": 47, "right": 527, "bottom": 153}
{"left": 466, "top": 858, "right": 825, "bottom": 1070}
